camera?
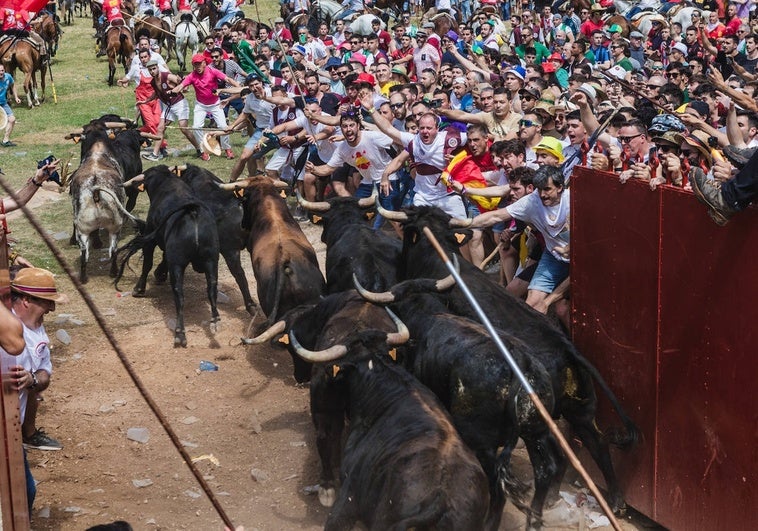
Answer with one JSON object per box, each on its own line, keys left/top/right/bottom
{"left": 37, "top": 155, "right": 60, "bottom": 185}
{"left": 428, "top": 98, "right": 442, "bottom": 109}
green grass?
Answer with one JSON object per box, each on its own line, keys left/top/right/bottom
{"left": 2, "top": 2, "right": 281, "bottom": 270}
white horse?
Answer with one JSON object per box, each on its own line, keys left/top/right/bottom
{"left": 175, "top": 18, "right": 199, "bottom": 71}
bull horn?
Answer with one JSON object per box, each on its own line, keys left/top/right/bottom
{"left": 64, "top": 128, "right": 84, "bottom": 139}
{"left": 290, "top": 329, "right": 348, "bottom": 363}
{"left": 375, "top": 195, "right": 408, "bottom": 221}
{"left": 357, "top": 186, "right": 377, "bottom": 208}
{"left": 123, "top": 174, "right": 145, "bottom": 187}
{"left": 296, "top": 190, "right": 330, "bottom": 212}
{"left": 216, "top": 177, "right": 252, "bottom": 191}
{"left": 240, "top": 320, "right": 286, "bottom": 345}
{"left": 449, "top": 215, "right": 473, "bottom": 228}
{"left": 384, "top": 307, "right": 410, "bottom": 346}
{"left": 353, "top": 273, "right": 396, "bottom": 304}
{"left": 103, "top": 122, "right": 128, "bottom": 129}
{"left": 140, "top": 132, "right": 163, "bottom": 140}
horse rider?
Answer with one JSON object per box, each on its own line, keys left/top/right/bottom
{"left": 0, "top": 7, "right": 48, "bottom": 59}
{"left": 94, "top": 0, "right": 125, "bottom": 57}
{"left": 215, "top": 0, "right": 240, "bottom": 30}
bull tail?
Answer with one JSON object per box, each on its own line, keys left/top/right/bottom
{"left": 265, "top": 261, "right": 287, "bottom": 324}
{"left": 570, "top": 347, "right": 640, "bottom": 449}
{"left": 92, "top": 186, "right": 146, "bottom": 231}
{"left": 113, "top": 230, "right": 157, "bottom": 290}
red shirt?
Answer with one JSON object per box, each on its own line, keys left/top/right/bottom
{"left": 580, "top": 18, "right": 604, "bottom": 40}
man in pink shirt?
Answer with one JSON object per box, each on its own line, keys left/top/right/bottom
{"left": 170, "top": 53, "right": 240, "bottom": 160}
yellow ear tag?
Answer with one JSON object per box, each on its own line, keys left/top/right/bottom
{"left": 108, "top": 133, "right": 116, "bottom": 140}
{"left": 455, "top": 232, "right": 466, "bottom": 244}
{"left": 234, "top": 189, "right": 244, "bottom": 199}
{"left": 388, "top": 348, "right": 397, "bottom": 361}
{"left": 137, "top": 184, "right": 145, "bottom": 192}
{"left": 280, "top": 190, "right": 287, "bottom": 198}
{"left": 73, "top": 136, "right": 80, "bottom": 144}
{"left": 366, "top": 211, "right": 375, "bottom": 220}
{"left": 312, "top": 215, "right": 322, "bottom": 224}
{"left": 278, "top": 334, "right": 289, "bottom": 345}
{"left": 332, "top": 365, "right": 340, "bottom": 377}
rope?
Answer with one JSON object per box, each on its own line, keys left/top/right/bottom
{"left": 0, "top": 174, "right": 237, "bottom": 530}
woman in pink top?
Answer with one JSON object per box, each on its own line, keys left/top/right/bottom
{"left": 172, "top": 53, "right": 240, "bottom": 160}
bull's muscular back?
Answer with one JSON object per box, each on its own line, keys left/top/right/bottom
{"left": 244, "top": 185, "right": 325, "bottom": 320}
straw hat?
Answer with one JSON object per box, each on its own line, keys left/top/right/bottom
{"left": 202, "top": 133, "right": 222, "bottom": 157}
{"left": 12, "top": 268, "right": 68, "bottom": 303}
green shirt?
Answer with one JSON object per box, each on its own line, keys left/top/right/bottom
{"left": 515, "top": 42, "right": 551, "bottom": 65}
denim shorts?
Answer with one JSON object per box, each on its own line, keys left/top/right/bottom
{"left": 528, "top": 249, "right": 570, "bottom": 294}
{"left": 356, "top": 181, "right": 399, "bottom": 211}
{"left": 1, "top": 102, "right": 13, "bottom": 116}
{"left": 244, "top": 128, "right": 264, "bottom": 150}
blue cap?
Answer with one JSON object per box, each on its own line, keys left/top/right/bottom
{"left": 325, "top": 56, "right": 342, "bottom": 70}
{"left": 290, "top": 45, "right": 307, "bottom": 56}
{"left": 505, "top": 65, "right": 526, "bottom": 81}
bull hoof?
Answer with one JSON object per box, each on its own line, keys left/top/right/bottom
{"left": 132, "top": 288, "right": 146, "bottom": 298}
{"left": 174, "top": 330, "right": 187, "bottom": 348}
{"left": 318, "top": 486, "right": 336, "bottom": 507}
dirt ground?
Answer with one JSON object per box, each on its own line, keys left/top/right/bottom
{"left": 15, "top": 188, "right": 652, "bottom": 531}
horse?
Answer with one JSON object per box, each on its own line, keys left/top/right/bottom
{"left": 230, "top": 18, "right": 261, "bottom": 39}
{"left": 195, "top": 1, "right": 219, "bottom": 35}
{"left": 175, "top": 15, "right": 199, "bottom": 72}
{"left": 90, "top": 0, "right": 102, "bottom": 29}
{"left": 60, "top": 0, "right": 75, "bottom": 25}
{"left": 134, "top": 15, "right": 174, "bottom": 61}
{"left": 105, "top": 25, "right": 134, "bottom": 86}
{"left": 31, "top": 12, "right": 61, "bottom": 57}
{"left": 75, "top": 0, "right": 89, "bottom": 18}
{"left": 0, "top": 38, "right": 47, "bottom": 107}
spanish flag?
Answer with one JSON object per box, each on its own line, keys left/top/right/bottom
{"left": 440, "top": 151, "right": 501, "bottom": 212}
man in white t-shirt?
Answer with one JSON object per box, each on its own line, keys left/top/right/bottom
{"left": 226, "top": 74, "right": 275, "bottom": 180}
{"left": 305, "top": 110, "right": 400, "bottom": 212}
{"left": 468, "top": 165, "right": 570, "bottom": 314}
{"left": 365, "top": 94, "right": 467, "bottom": 218}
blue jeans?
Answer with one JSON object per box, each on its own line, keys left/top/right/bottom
{"left": 24, "top": 449, "right": 35, "bottom": 512}
{"left": 335, "top": 8, "right": 358, "bottom": 21}
{"left": 395, "top": 168, "right": 415, "bottom": 209}
{"left": 215, "top": 11, "right": 237, "bottom": 29}
{"left": 356, "top": 181, "right": 399, "bottom": 230}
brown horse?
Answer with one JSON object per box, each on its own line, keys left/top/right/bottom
{"left": 105, "top": 25, "right": 134, "bottom": 86}
{"left": 134, "top": 15, "right": 174, "bottom": 61}
{"left": 30, "top": 13, "right": 61, "bottom": 57}
{"left": 231, "top": 18, "right": 263, "bottom": 40}
{"left": 196, "top": 1, "right": 219, "bottom": 34}
{"left": 0, "top": 38, "right": 47, "bottom": 107}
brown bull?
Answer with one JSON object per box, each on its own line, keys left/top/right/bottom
{"left": 0, "top": 37, "right": 46, "bottom": 108}
{"left": 221, "top": 177, "right": 326, "bottom": 324}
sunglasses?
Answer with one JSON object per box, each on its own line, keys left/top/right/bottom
{"left": 646, "top": 84, "right": 663, "bottom": 89}
{"left": 521, "top": 95, "right": 536, "bottom": 101}
{"left": 619, "top": 134, "right": 642, "bottom": 143}
{"left": 519, "top": 119, "right": 538, "bottom": 127}
{"left": 390, "top": 102, "right": 404, "bottom": 109}
{"left": 337, "top": 70, "right": 350, "bottom": 75}
{"left": 657, "top": 145, "right": 679, "bottom": 154}
{"left": 668, "top": 72, "right": 681, "bottom": 78}
{"left": 680, "top": 149, "right": 694, "bottom": 156}
{"left": 350, "top": 40, "right": 360, "bottom": 44}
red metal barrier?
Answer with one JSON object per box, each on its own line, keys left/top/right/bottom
{"left": 570, "top": 167, "right": 758, "bottom": 530}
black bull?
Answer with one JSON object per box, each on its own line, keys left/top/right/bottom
{"left": 378, "top": 205, "right": 641, "bottom": 514}
{"left": 115, "top": 165, "right": 220, "bottom": 348}
{"left": 290, "top": 323, "right": 490, "bottom": 531}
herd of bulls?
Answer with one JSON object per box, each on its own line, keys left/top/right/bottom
{"left": 65, "top": 116, "right": 640, "bottom": 530}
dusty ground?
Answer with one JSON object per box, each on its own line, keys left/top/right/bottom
{"left": 15, "top": 189, "right": 652, "bottom": 531}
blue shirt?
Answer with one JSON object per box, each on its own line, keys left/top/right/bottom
{"left": 0, "top": 72, "right": 13, "bottom": 106}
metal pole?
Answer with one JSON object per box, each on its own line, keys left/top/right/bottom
{"left": 421, "top": 227, "right": 623, "bottom": 531}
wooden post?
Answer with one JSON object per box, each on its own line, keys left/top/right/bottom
{"left": 0, "top": 228, "right": 31, "bottom": 529}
